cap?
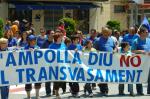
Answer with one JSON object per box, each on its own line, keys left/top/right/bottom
{"left": 28, "top": 35, "right": 36, "bottom": 41}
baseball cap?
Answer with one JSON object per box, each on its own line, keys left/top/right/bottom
{"left": 28, "top": 35, "right": 36, "bottom": 40}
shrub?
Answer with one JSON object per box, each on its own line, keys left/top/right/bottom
{"left": 0, "top": 18, "right": 3, "bottom": 38}
{"left": 59, "top": 18, "right": 77, "bottom": 38}
{"left": 106, "top": 20, "right": 120, "bottom": 31}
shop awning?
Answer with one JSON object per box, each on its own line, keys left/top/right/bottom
{"left": 12, "top": 2, "right": 100, "bottom": 10}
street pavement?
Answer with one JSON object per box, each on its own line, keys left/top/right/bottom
{"left": 8, "top": 83, "right": 150, "bottom": 99}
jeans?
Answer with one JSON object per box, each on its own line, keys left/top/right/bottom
{"left": 136, "top": 84, "right": 143, "bottom": 94}
{"left": 84, "top": 83, "right": 93, "bottom": 94}
{"left": 98, "top": 83, "right": 108, "bottom": 93}
{"left": 0, "top": 86, "right": 9, "bottom": 99}
{"left": 45, "top": 82, "right": 51, "bottom": 95}
{"left": 119, "top": 84, "right": 133, "bottom": 93}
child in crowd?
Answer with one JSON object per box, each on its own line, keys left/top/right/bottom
{"left": 118, "top": 42, "right": 134, "bottom": 96}
{"left": 68, "top": 35, "right": 82, "bottom": 98}
{"left": 83, "top": 40, "right": 96, "bottom": 97}
{"left": 24, "top": 35, "right": 41, "bottom": 99}
{"left": 0, "top": 38, "right": 9, "bottom": 99}
{"left": 64, "top": 37, "right": 71, "bottom": 48}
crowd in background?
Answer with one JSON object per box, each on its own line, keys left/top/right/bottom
{"left": 0, "top": 19, "right": 150, "bottom": 99}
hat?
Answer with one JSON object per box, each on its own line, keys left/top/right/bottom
{"left": 22, "top": 19, "right": 28, "bottom": 24}
{"left": 0, "top": 38, "right": 8, "bottom": 44}
{"left": 14, "top": 20, "right": 19, "bottom": 24}
{"left": 28, "top": 35, "right": 36, "bottom": 41}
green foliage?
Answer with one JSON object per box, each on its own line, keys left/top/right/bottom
{"left": 0, "top": 18, "right": 4, "bottom": 38}
{"left": 106, "top": 20, "right": 120, "bottom": 31}
{"left": 59, "top": 18, "right": 77, "bottom": 38}
{"left": 148, "top": 18, "right": 150, "bottom": 23}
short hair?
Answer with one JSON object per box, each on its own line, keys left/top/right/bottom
{"left": 53, "top": 33, "right": 63, "bottom": 42}
{"left": 70, "top": 35, "right": 80, "bottom": 42}
{"left": 138, "top": 26, "right": 148, "bottom": 34}
{"left": 0, "top": 38, "right": 8, "bottom": 44}
{"left": 85, "top": 40, "right": 92, "bottom": 46}
{"left": 121, "top": 42, "right": 129, "bottom": 49}
{"left": 64, "top": 37, "right": 71, "bottom": 45}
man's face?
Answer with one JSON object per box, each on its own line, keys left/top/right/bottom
{"left": 129, "top": 27, "right": 135, "bottom": 35}
{"left": 102, "top": 30, "right": 110, "bottom": 38}
{"left": 0, "top": 43, "right": 8, "bottom": 50}
{"left": 40, "top": 29, "right": 46, "bottom": 36}
{"left": 140, "top": 30, "right": 148, "bottom": 39}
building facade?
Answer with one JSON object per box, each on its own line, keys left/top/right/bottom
{"left": 1, "top": 0, "right": 149, "bottom": 34}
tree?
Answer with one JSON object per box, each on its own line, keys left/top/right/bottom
{"left": 0, "top": 18, "right": 3, "bottom": 38}
{"left": 106, "top": 20, "right": 120, "bottom": 31}
{"left": 59, "top": 18, "right": 77, "bottom": 38}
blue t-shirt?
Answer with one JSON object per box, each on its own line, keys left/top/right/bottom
{"left": 19, "top": 41, "right": 28, "bottom": 47}
{"left": 122, "top": 33, "right": 139, "bottom": 46}
{"left": 49, "top": 42, "right": 66, "bottom": 50}
{"left": 8, "top": 38, "right": 17, "bottom": 47}
{"left": 94, "top": 37, "right": 116, "bottom": 52}
{"left": 37, "top": 35, "right": 47, "bottom": 48}
{"left": 24, "top": 45, "right": 39, "bottom": 50}
{"left": 68, "top": 44, "right": 83, "bottom": 51}
{"left": 131, "top": 38, "right": 150, "bottom": 52}
{"left": 83, "top": 36, "right": 97, "bottom": 45}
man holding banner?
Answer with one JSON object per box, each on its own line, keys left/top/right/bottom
{"left": 131, "top": 26, "right": 150, "bottom": 95}
{"left": 94, "top": 27, "right": 117, "bottom": 96}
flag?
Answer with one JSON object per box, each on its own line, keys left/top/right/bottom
{"left": 141, "top": 16, "right": 150, "bottom": 32}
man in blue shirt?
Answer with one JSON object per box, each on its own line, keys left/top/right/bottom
{"left": 37, "top": 27, "right": 47, "bottom": 48}
{"left": 94, "top": 27, "right": 117, "bottom": 96}
{"left": 122, "top": 27, "right": 139, "bottom": 46}
{"left": 41, "top": 30, "right": 54, "bottom": 96}
{"left": 131, "top": 27, "right": 150, "bottom": 95}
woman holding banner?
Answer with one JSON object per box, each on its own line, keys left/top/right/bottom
{"left": 49, "top": 31, "right": 66, "bottom": 99}
{"left": 0, "top": 38, "right": 9, "bottom": 99}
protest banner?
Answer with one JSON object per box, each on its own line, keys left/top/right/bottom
{"left": 0, "top": 49, "right": 149, "bottom": 86}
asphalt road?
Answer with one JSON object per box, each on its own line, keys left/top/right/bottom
{"left": 7, "top": 83, "right": 150, "bottom": 99}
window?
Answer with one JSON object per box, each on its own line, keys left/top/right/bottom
{"left": 44, "top": 10, "right": 63, "bottom": 30}
{"left": 114, "top": 5, "right": 126, "bottom": 13}
{"left": 144, "top": 0, "right": 150, "bottom": 3}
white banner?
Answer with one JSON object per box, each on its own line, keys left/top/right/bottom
{"left": 0, "top": 49, "right": 149, "bottom": 86}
